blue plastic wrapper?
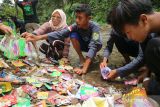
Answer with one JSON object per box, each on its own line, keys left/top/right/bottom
{"left": 101, "top": 67, "right": 111, "bottom": 79}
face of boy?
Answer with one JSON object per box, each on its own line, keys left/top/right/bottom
{"left": 75, "top": 12, "right": 90, "bottom": 29}
{"left": 123, "top": 15, "right": 150, "bottom": 42}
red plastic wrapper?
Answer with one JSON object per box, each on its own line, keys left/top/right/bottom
{"left": 21, "top": 85, "right": 38, "bottom": 98}
{"left": 125, "top": 79, "right": 138, "bottom": 85}
{"left": 0, "top": 94, "right": 17, "bottom": 107}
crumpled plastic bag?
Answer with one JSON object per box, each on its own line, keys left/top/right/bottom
{"left": 100, "top": 67, "right": 111, "bottom": 80}
{"left": 82, "top": 97, "right": 109, "bottom": 107}
{"left": 0, "top": 36, "right": 34, "bottom": 59}
{"left": 122, "top": 87, "right": 154, "bottom": 107}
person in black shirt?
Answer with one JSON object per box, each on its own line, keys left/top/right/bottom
{"left": 10, "top": 16, "right": 26, "bottom": 34}
{"left": 108, "top": 0, "right": 160, "bottom": 95}
{"left": 15, "top": 0, "right": 39, "bottom": 33}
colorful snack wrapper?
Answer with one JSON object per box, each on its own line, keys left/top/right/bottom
{"left": 100, "top": 67, "right": 111, "bottom": 79}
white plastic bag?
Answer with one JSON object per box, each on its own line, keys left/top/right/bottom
{"left": 82, "top": 97, "right": 109, "bottom": 107}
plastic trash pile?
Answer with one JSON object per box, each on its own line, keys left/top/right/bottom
{"left": 0, "top": 37, "right": 157, "bottom": 107}
{"left": 0, "top": 58, "right": 109, "bottom": 107}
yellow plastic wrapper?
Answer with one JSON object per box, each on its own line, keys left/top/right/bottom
{"left": 0, "top": 59, "right": 9, "bottom": 68}
{"left": 82, "top": 97, "right": 109, "bottom": 107}
{"left": 37, "top": 92, "right": 49, "bottom": 100}
{"left": 0, "top": 82, "right": 12, "bottom": 94}
{"left": 122, "top": 87, "right": 153, "bottom": 107}
{"left": 11, "top": 60, "right": 26, "bottom": 67}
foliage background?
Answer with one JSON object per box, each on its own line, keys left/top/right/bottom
{"left": 0, "top": 0, "right": 160, "bottom": 25}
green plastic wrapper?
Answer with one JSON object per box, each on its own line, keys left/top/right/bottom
{"left": 12, "top": 97, "right": 31, "bottom": 107}
{"left": 18, "top": 38, "right": 26, "bottom": 57}
{"left": 0, "top": 36, "right": 33, "bottom": 59}
{"left": 50, "top": 71, "right": 62, "bottom": 77}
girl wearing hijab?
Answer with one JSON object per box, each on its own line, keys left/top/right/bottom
{"left": 25, "top": 9, "right": 70, "bottom": 61}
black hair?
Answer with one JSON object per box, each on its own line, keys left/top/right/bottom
{"left": 108, "top": 0, "right": 153, "bottom": 33}
{"left": 75, "top": 4, "right": 91, "bottom": 16}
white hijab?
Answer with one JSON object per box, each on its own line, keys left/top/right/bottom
{"left": 49, "top": 9, "right": 67, "bottom": 31}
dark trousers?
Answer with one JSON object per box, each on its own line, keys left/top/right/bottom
{"left": 145, "top": 37, "right": 160, "bottom": 95}
{"left": 39, "top": 40, "right": 64, "bottom": 60}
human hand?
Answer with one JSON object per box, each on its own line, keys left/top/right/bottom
{"left": 107, "top": 69, "right": 118, "bottom": 80}
{"left": 100, "top": 61, "right": 108, "bottom": 69}
{"left": 0, "top": 24, "right": 13, "bottom": 35}
{"left": 22, "top": 32, "right": 40, "bottom": 42}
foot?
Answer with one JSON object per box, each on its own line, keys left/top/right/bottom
{"left": 74, "top": 67, "right": 87, "bottom": 75}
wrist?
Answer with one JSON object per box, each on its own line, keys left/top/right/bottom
{"left": 82, "top": 67, "right": 87, "bottom": 73}
{"left": 0, "top": 23, "right": 3, "bottom": 27}
{"left": 0, "top": 23, "right": 4, "bottom": 29}
{"left": 114, "top": 69, "right": 118, "bottom": 75}
{"left": 41, "top": 34, "right": 48, "bottom": 40}
{"left": 103, "top": 57, "right": 108, "bottom": 63}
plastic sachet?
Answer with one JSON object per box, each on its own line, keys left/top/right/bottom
{"left": 0, "top": 94, "right": 17, "bottom": 107}
{"left": 21, "top": 85, "right": 38, "bottom": 98}
{"left": 125, "top": 79, "right": 138, "bottom": 85}
{"left": 47, "top": 93, "right": 71, "bottom": 106}
{"left": 122, "top": 87, "right": 153, "bottom": 107}
{"left": 32, "top": 100, "right": 46, "bottom": 107}
{"left": 4, "top": 38, "right": 15, "bottom": 59}
{"left": 76, "top": 84, "right": 99, "bottom": 100}
{"left": 0, "top": 36, "right": 19, "bottom": 59}
{"left": 37, "top": 92, "right": 49, "bottom": 100}
{"left": 50, "top": 71, "right": 62, "bottom": 77}
{"left": 12, "top": 97, "right": 31, "bottom": 107}
{"left": 12, "top": 40, "right": 19, "bottom": 57}
{"left": 0, "top": 59, "right": 9, "bottom": 68}
{"left": 0, "top": 36, "right": 34, "bottom": 59}
{"left": 25, "top": 77, "right": 43, "bottom": 88}
{"left": 18, "top": 38, "right": 26, "bottom": 57}
{"left": 100, "top": 67, "right": 111, "bottom": 80}
{"left": 0, "top": 36, "right": 9, "bottom": 52}
{"left": 11, "top": 60, "right": 26, "bottom": 67}
{"left": 0, "top": 72, "right": 25, "bottom": 83}
{"left": 0, "top": 82, "right": 12, "bottom": 94}
{"left": 82, "top": 97, "right": 109, "bottom": 107}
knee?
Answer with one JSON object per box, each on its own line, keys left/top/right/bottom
{"left": 70, "top": 37, "right": 80, "bottom": 46}
{"left": 70, "top": 37, "right": 77, "bottom": 40}
{"left": 70, "top": 32, "right": 79, "bottom": 40}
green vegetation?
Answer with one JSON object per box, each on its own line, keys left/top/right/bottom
{"left": 0, "top": 0, "right": 160, "bottom": 25}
